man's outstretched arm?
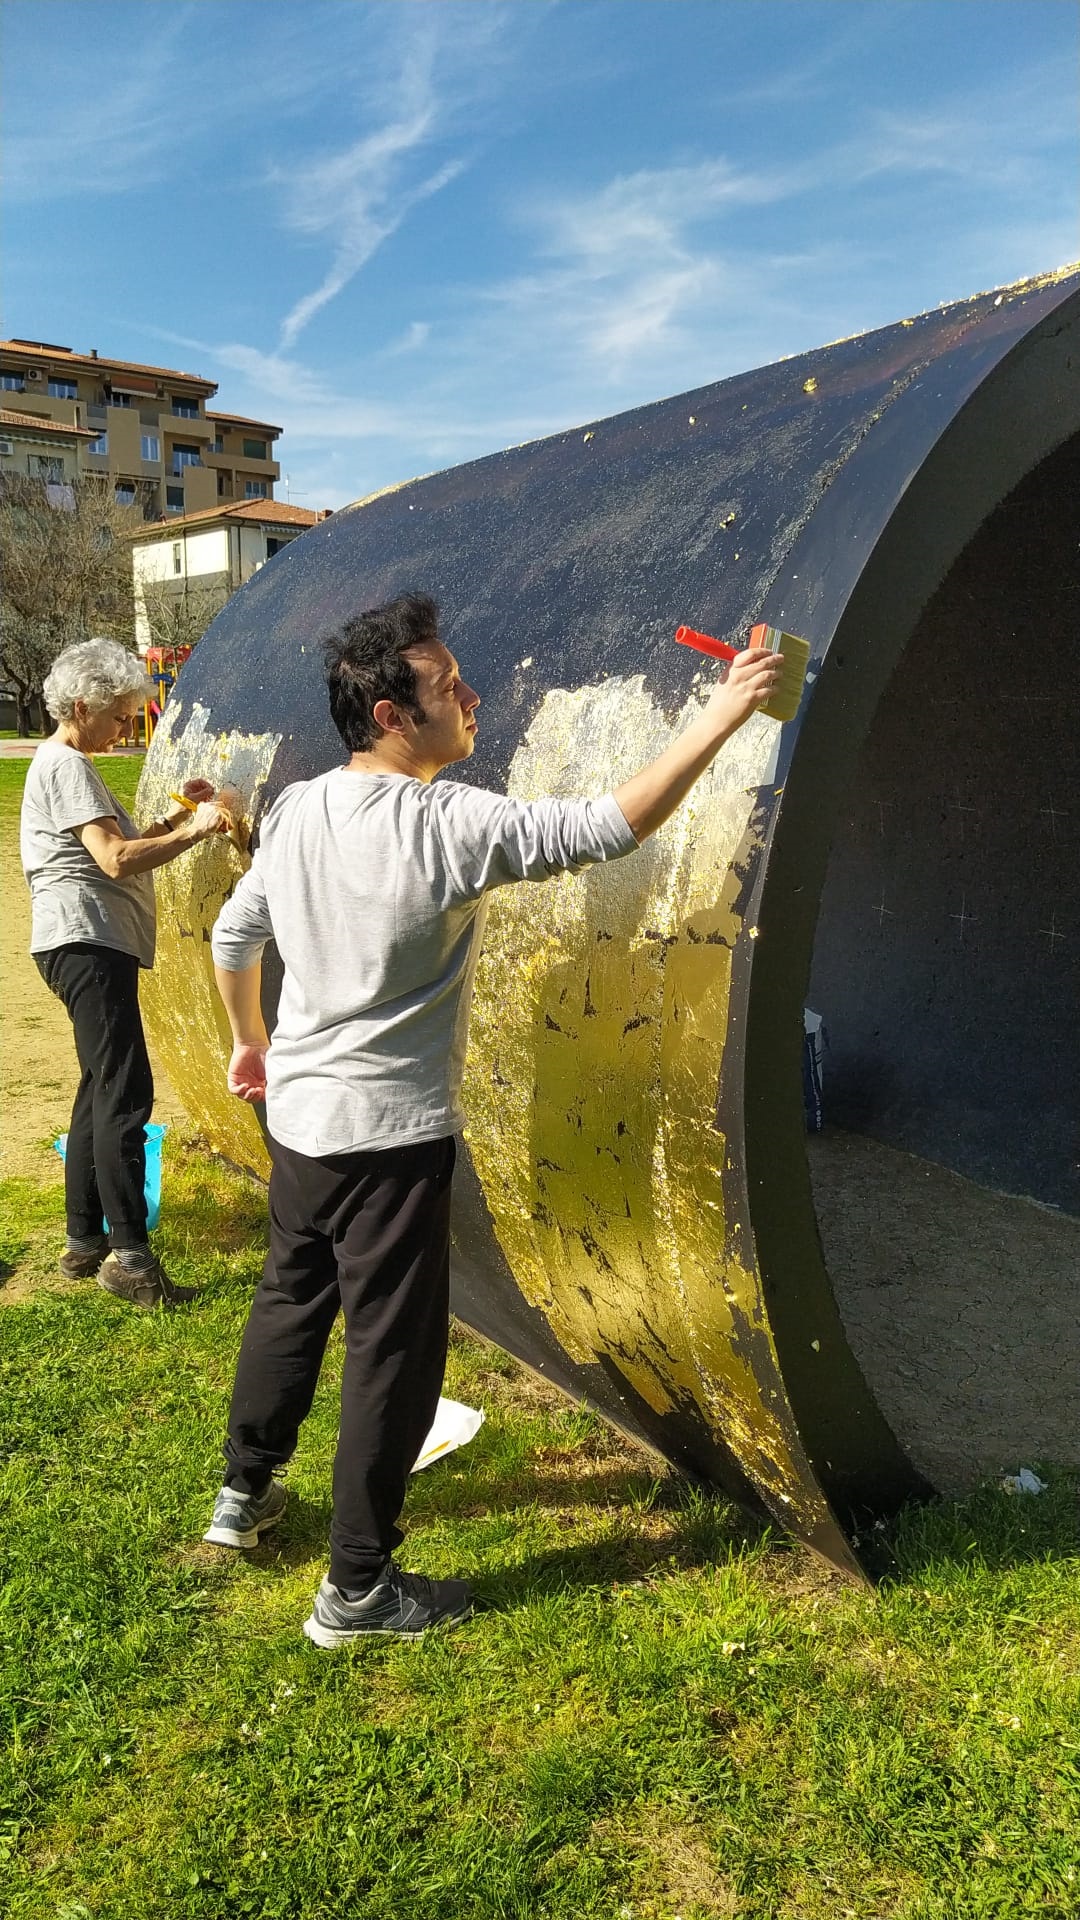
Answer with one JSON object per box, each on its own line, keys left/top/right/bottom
{"left": 613, "top": 645, "right": 781, "bottom": 842}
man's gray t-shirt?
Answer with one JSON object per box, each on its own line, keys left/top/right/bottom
{"left": 20, "top": 740, "right": 156, "bottom": 967}
{"left": 211, "top": 767, "right": 638, "bottom": 1157}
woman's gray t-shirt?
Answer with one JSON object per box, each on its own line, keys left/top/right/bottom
{"left": 20, "top": 740, "right": 156, "bottom": 967}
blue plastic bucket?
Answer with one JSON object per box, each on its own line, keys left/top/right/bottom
{"left": 53, "top": 1122, "right": 167, "bottom": 1232}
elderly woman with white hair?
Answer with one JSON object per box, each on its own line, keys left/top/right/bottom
{"left": 20, "top": 637, "right": 233, "bottom": 1309}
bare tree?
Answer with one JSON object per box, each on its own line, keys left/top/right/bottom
{"left": 0, "top": 474, "right": 138, "bottom": 735}
{"left": 138, "top": 575, "right": 231, "bottom": 653}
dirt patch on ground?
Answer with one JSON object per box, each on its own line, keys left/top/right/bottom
{"left": 581, "top": 1807, "right": 740, "bottom": 1918}
{"left": 0, "top": 809, "right": 188, "bottom": 1186}
{"left": 810, "top": 1127, "right": 1080, "bottom": 1493}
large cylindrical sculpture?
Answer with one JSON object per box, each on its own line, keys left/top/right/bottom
{"left": 139, "top": 268, "right": 1080, "bottom": 1579}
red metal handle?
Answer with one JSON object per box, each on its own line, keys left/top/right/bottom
{"left": 674, "top": 624, "right": 738, "bottom": 663}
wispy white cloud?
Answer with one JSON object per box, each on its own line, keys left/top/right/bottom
{"left": 839, "top": 58, "right": 1079, "bottom": 190}
{"left": 269, "top": 3, "right": 521, "bottom": 350}
{"left": 127, "top": 31, "right": 1080, "bottom": 510}
{"left": 479, "top": 158, "right": 801, "bottom": 381}
{"left": 383, "top": 321, "right": 433, "bottom": 356}
{"left": 3, "top": 7, "right": 195, "bottom": 201}
{"left": 468, "top": 50, "right": 1078, "bottom": 391}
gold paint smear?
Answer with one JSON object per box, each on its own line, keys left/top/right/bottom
{"left": 463, "top": 676, "right": 830, "bottom": 1531}
{"left": 137, "top": 700, "right": 280, "bottom": 1180}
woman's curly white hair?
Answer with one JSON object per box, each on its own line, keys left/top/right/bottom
{"left": 43, "top": 638, "right": 153, "bottom": 722}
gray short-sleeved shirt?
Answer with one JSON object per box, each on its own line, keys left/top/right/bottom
{"left": 20, "top": 740, "right": 156, "bottom": 967}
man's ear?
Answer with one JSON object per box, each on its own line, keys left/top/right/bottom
{"left": 372, "top": 697, "right": 406, "bottom": 737}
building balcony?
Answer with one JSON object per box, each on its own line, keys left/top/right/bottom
{"left": 204, "top": 447, "right": 279, "bottom": 480}
{"left": 159, "top": 413, "right": 214, "bottom": 444}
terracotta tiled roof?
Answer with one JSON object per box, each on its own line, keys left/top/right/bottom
{"left": 0, "top": 339, "right": 216, "bottom": 392}
{"left": 220, "top": 500, "right": 320, "bottom": 525}
{"left": 205, "top": 410, "right": 283, "bottom": 434}
{"left": 0, "top": 407, "right": 99, "bottom": 438}
{"left": 128, "top": 499, "right": 322, "bottom": 539}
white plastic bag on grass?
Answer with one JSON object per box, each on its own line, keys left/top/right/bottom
{"left": 412, "top": 1397, "right": 484, "bottom": 1472}
{"left": 1001, "top": 1467, "right": 1047, "bottom": 1495}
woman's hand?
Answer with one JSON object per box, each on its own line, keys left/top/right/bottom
{"left": 227, "top": 1042, "right": 268, "bottom": 1103}
{"left": 181, "top": 778, "right": 216, "bottom": 804}
{"left": 187, "top": 800, "right": 234, "bottom": 841}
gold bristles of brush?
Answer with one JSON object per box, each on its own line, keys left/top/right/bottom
{"left": 674, "top": 621, "right": 811, "bottom": 725}
{"left": 746, "top": 623, "right": 810, "bottom": 724}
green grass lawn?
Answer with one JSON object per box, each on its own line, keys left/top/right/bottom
{"left": 1, "top": 758, "right": 1079, "bottom": 1919}
{"left": 0, "top": 752, "right": 143, "bottom": 819}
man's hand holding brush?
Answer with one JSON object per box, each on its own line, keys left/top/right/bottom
{"left": 614, "top": 643, "right": 782, "bottom": 843}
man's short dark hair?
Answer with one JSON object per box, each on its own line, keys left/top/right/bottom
{"left": 323, "top": 594, "right": 440, "bottom": 752}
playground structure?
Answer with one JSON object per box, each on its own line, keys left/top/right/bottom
{"left": 139, "top": 267, "right": 1080, "bottom": 1579}
{"left": 141, "top": 644, "right": 191, "bottom": 744}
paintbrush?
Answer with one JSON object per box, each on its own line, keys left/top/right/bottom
{"left": 674, "top": 622, "right": 810, "bottom": 725}
{"left": 169, "top": 790, "right": 241, "bottom": 844}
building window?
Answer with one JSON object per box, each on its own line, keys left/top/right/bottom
{"left": 115, "top": 481, "right": 136, "bottom": 506}
{"left": 172, "top": 543, "right": 183, "bottom": 575}
{"left": 171, "top": 398, "right": 198, "bottom": 418}
{"left": 33, "top": 455, "right": 65, "bottom": 483}
{"left": 48, "top": 378, "right": 78, "bottom": 399}
{"left": 87, "top": 431, "right": 108, "bottom": 456}
{"left": 211, "top": 436, "right": 224, "bottom": 453}
{"left": 244, "top": 479, "right": 268, "bottom": 499}
{"left": 242, "top": 437, "right": 267, "bottom": 460}
{"left": 266, "top": 536, "right": 292, "bottom": 557}
{"left": 217, "top": 472, "right": 232, "bottom": 497}
{"left": 171, "top": 444, "right": 201, "bottom": 475}
{"left": 165, "top": 485, "right": 184, "bottom": 512}
{"left": 108, "top": 391, "right": 133, "bottom": 407}
{"left": 1, "top": 374, "right": 25, "bottom": 391}
{"left": 141, "top": 433, "right": 160, "bottom": 462}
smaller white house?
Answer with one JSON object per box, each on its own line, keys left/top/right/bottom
{"left": 129, "top": 498, "right": 325, "bottom": 649}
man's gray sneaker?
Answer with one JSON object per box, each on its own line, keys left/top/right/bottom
{"left": 303, "top": 1566, "right": 473, "bottom": 1647}
{"left": 97, "top": 1250, "right": 197, "bottom": 1310}
{"left": 203, "top": 1481, "right": 288, "bottom": 1548}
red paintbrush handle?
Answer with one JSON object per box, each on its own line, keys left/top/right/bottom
{"left": 674, "top": 625, "right": 738, "bottom": 663}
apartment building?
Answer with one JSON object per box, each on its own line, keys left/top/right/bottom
{"left": 0, "top": 338, "right": 281, "bottom": 519}
{"left": 130, "top": 498, "right": 323, "bottom": 647}
{"left": 0, "top": 406, "right": 99, "bottom": 489}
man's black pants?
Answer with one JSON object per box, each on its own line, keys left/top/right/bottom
{"left": 223, "top": 1132, "right": 456, "bottom": 1591}
{"left": 35, "top": 942, "right": 153, "bottom": 1251}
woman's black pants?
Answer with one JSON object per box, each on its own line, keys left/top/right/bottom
{"left": 35, "top": 942, "right": 153, "bottom": 1252}
{"left": 223, "top": 1133, "right": 456, "bottom": 1591}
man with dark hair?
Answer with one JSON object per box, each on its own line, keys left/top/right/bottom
{"left": 204, "top": 597, "right": 781, "bottom": 1647}
{"left": 324, "top": 594, "right": 437, "bottom": 750}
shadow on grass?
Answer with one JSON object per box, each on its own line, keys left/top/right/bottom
{"left": 236, "top": 1461, "right": 1080, "bottom": 1605}
{"left": 410, "top": 1460, "right": 678, "bottom": 1518}
{"left": 865, "top": 1470, "right": 1080, "bottom": 1583}
{"left": 244, "top": 1478, "right": 777, "bottom": 1600}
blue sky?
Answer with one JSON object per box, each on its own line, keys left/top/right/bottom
{"left": 3, "top": 0, "right": 1077, "bottom": 510}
